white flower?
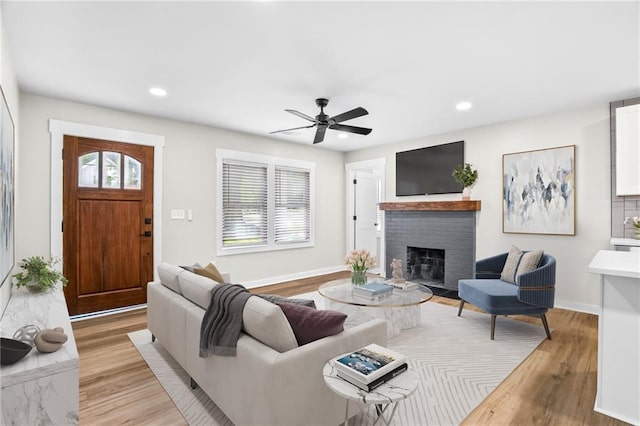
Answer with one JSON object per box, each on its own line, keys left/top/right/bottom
{"left": 624, "top": 216, "right": 640, "bottom": 229}
{"left": 344, "top": 249, "right": 376, "bottom": 271}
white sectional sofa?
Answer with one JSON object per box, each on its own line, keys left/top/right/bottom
{"left": 147, "top": 263, "right": 387, "bottom": 426}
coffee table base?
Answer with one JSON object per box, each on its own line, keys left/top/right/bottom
{"left": 326, "top": 300, "right": 422, "bottom": 338}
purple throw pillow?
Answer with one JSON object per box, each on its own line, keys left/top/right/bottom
{"left": 276, "top": 302, "right": 347, "bottom": 346}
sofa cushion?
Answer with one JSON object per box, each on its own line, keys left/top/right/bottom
{"left": 194, "top": 262, "right": 226, "bottom": 283}
{"left": 178, "top": 271, "right": 219, "bottom": 309}
{"left": 515, "top": 250, "right": 543, "bottom": 278}
{"left": 258, "top": 294, "right": 316, "bottom": 308}
{"left": 276, "top": 303, "right": 347, "bottom": 346}
{"left": 180, "top": 262, "right": 202, "bottom": 273}
{"left": 500, "top": 246, "right": 523, "bottom": 284}
{"left": 242, "top": 297, "right": 298, "bottom": 352}
{"left": 157, "top": 263, "right": 185, "bottom": 294}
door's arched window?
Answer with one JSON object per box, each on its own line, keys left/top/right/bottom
{"left": 77, "top": 151, "right": 142, "bottom": 190}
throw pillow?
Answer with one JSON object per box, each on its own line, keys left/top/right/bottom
{"left": 194, "top": 262, "right": 225, "bottom": 283}
{"left": 258, "top": 294, "right": 317, "bottom": 308}
{"left": 276, "top": 303, "right": 347, "bottom": 346}
{"left": 180, "top": 262, "right": 202, "bottom": 273}
{"left": 500, "top": 246, "right": 523, "bottom": 284}
{"left": 515, "top": 250, "right": 544, "bottom": 279}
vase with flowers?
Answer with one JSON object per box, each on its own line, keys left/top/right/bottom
{"left": 345, "top": 249, "right": 376, "bottom": 286}
{"left": 624, "top": 216, "right": 640, "bottom": 239}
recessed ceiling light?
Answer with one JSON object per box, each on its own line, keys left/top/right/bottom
{"left": 337, "top": 133, "right": 348, "bottom": 139}
{"left": 456, "top": 101, "right": 472, "bottom": 111}
{"left": 149, "top": 87, "right": 167, "bottom": 97}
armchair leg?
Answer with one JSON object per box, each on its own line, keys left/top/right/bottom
{"left": 540, "top": 314, "right": 552, "bottom": 340}
{"left": 457, "top": 300, "right": 465, "bottom": 317}
{"left": 491, "top": 315, "right": 497, "bottom": 340}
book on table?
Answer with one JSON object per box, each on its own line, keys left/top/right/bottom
{"left": 351, "top": 282, "right": 394, "bottom": 299}
{"left": 336, "top": 362, "right": 408, "bottom": 392}
{"left": 332, "top": 343, "right": 407, "bottom": 386}
{"left": 385, "top": 280, "right": 419, "bottom": 291}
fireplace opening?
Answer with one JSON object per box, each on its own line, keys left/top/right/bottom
{"left": 406, "top": 246, "right": 445, "bottom": 288}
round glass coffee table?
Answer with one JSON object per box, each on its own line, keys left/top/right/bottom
{"left": 318, "top": 279, "right": 433, "bottom": 338}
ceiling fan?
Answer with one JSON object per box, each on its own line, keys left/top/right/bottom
{"left": 270, "top": 98, "right": 372, "bottom": 144}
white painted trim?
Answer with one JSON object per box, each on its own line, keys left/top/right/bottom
{"left": 555, "top": 298, "right": 599, "bottom": 315}
{"left": 49, "top": 119, "right": 165, "bottom": 280}
{"left": 215, "top": 148, "right": 315, "bottom": 256}
{"left": 345, "top": 158, "right": 386, "bottom": 275}
{"left": 242, "top": 264, "right": 346, "bottom": 289}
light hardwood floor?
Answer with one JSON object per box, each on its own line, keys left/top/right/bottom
{"left": 72, "top": 272, "right": 625, "bottom": 425}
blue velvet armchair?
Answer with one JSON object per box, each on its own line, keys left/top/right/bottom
{"left": 457, "top": 252, "right": 556, "bottom": 340}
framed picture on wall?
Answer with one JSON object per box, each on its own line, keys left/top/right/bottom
{"left": 503, "top": 145, "right": 576, "bottom": 235}
{"left": 0, "top": 85, "right": 15, "bottom": 286}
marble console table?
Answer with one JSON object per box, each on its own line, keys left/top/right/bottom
{"left": 588, "top": 250, "right": 640, "bottom": 425}
{"left": 0, "top": 286, "right": 79, "bottom": 425}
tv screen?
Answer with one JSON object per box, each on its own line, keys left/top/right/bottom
{"left": 395, "top": 141, "right": 464, "bottom": 196}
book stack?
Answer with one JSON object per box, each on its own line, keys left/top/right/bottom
{"left": 332, "top": 344, "right": 408, "bottom": 392}
{"left": 386, "top": 280, "right": 418, "bottom": 291}
{"left": 352, "top": 282, "right": 394, "bottom": 301}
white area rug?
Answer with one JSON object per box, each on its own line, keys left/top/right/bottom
{"left": 129, "top": 292, "right": 546, "bottom": 425}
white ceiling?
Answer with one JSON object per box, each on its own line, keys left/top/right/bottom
{"left": 2, "top": 1, "right": 639, "bottom": 151}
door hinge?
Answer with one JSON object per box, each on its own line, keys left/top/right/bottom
{"left": 353, "top": 179, "right": 357, "bottom": 184}
{"left": 353, "top": 215, "right": 357, "bottom": 221}
{"left": 61, "top": 221, "right": 63, "bottom": 232}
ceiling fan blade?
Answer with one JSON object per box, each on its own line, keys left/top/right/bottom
{"left": 329, "top": 123, "right": 372, "bottom": 135}
{"left": 313, "top": 125, "right": 328, "bottom": 144}
{"left": 330, "top": 107, "right": 368, "bottom": 124}
{"left": 269, "top": 124, "right": 316, "bottom": 134}
{"left": 285, "top": 109, "right": 316, "bottom": 123}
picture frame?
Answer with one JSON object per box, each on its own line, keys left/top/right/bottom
{"left": 1, "top": 85, "right": 15, "bottom": 286}
{"left": 503, "top": 145, "right": 575, "bottom": 235}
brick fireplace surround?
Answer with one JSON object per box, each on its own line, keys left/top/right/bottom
{"left": 380, "top": 201, "right": 481, "bottom": 292}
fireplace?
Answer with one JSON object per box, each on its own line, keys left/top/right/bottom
{"left": 406, "top": 247, "right": 445, "bottom": 287}
{"left": 381, "top": 202, "right": 479, "bottom": 292}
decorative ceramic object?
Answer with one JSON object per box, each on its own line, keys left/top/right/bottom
{"left": 391, "top": 258, "right": 405, "bottom": 283}
{"left": 0, "top": 338, "right": 32, "bottom": 365}
{"left": 12, "top": 324, "right": 41, "bottom": 346}
{"left": 34, "top": 327, "right": 68, "bottom": 353}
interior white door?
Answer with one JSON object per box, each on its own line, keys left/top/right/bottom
{"left": 354, "top": 171, "right": 380, "bottom": 269}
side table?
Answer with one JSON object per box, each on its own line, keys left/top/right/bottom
{"left": 323, "top": 361, "right": 419, "bottom": 425}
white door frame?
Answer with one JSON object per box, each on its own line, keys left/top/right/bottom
{"left": 49, "top": 119, "right": 165, "bottom": 280}
{"left": 345, "top": 158, "right": 386, "bottom": 276}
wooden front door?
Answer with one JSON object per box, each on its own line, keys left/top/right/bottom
{"left": 63, "top": 136, "right": 154, "bottom": 315}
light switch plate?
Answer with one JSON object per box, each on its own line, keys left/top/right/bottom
{"left": 171, "top": 209, "right": 186, "bottom": 220}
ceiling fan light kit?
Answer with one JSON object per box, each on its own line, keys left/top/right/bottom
{"left": 271, "top": 98, "right": 372, "bottom": 144}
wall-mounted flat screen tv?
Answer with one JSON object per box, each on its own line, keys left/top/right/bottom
{"left": 395, "top": 141, "right": 464, "bottom": 196}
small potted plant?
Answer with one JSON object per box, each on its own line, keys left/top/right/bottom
{"left": 452, "top": 163, "right": 478, "bottom": 200}
{"left": 12, "top": 256, "right": 68, "bottom": 293}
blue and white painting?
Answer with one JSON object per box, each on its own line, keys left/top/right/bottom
{"left": 0, "top": 87, "right": 14, "bottom": 286}
{"left": 503, "top": 145, "right": 575, "bottom": 235}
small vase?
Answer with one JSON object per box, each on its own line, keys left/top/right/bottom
{"left": 25, "top": 280, "right": 45, "bottom": 293}
{"left": 635, "top": 229, "right": 640, "bottom": 240}
{"left": 351, "top": 269, "right": 367, "bottom": 286}
{"left": 462, "top": 187, "right": 471, "bottom": 200}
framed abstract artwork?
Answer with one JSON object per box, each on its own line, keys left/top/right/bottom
{"left": 503, "top": 145, "right": 575, "bottom": 235}
{"left": 0, "top": 86, "right": 15, "bottom": 286}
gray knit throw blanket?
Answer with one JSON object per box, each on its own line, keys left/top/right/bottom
{"left": 199, "top": 283, "right": 253, "bottom": 358}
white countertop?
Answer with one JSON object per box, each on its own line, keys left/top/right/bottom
{"left": 588, "top": 250, "right": 640, "bottom": 279}
{"left": 610, "top": 237, "right": 640, "bottom": 247}
{"left": 0, "top": 287, "right": 78, "bottom": 387}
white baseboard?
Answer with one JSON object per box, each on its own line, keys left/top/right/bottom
{"left": 555, "top": 299, "right": 599, "bottom": 315}
{"left": 242, "top": 265, "right": 346, "bottom": 289}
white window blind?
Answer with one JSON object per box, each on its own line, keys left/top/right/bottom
{"left": 275, "top": 167, "right": 311, "bottom": 243}
{"left": 221, "top": 160, "right": 268, "bottom": 248}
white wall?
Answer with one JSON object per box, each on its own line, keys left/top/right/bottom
{"left": 0, "top": 8, "right": 19, "bottom": 315}
{"left": 17, "top": 94, "right": 347, "bottom": 286}
{"left": 346, "top": 105, "right": 611, "bottom": 313}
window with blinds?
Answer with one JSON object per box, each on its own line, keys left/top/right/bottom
{"left": 222, "top": 161, "right": 268, "bottom": 248}
{"left": 217, "top": 149, "right": 314, "bottom": 254}
{"left": 275, "top": 167, "right": 310, "bottom": 244}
